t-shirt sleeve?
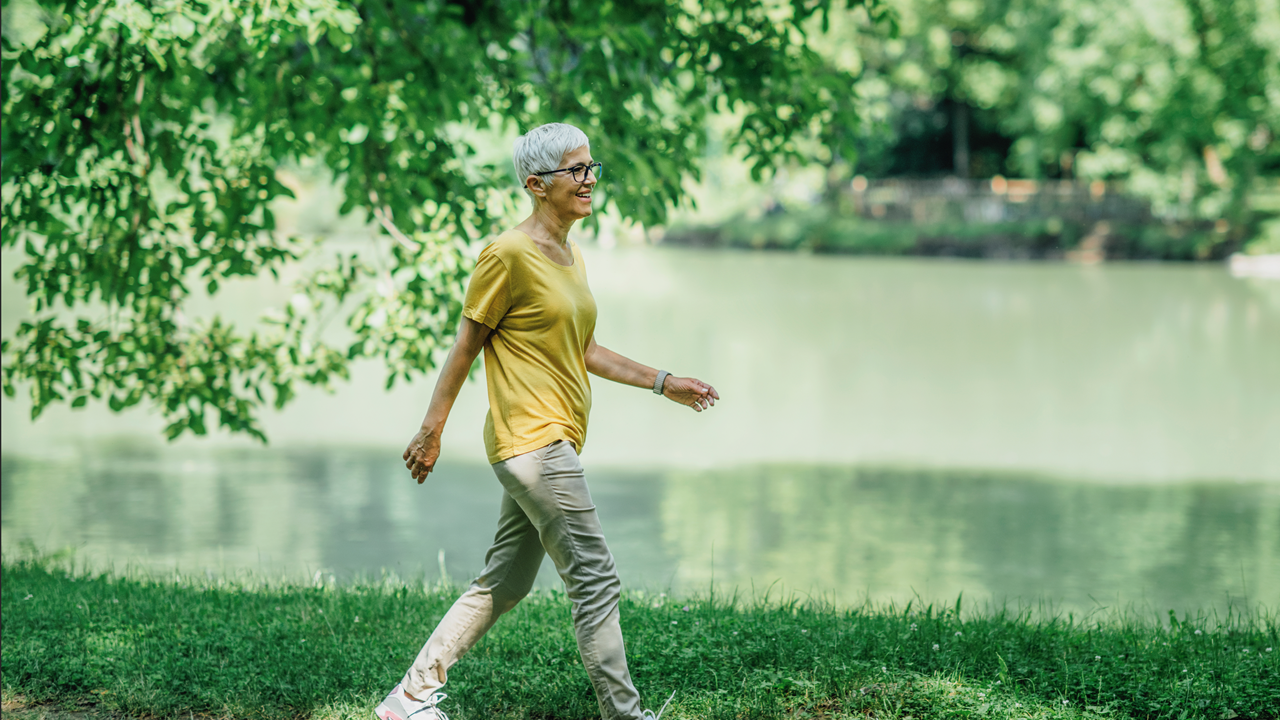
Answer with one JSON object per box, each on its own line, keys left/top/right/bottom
{"left": 463, "top": 248, "right": 512, "bottom": 329}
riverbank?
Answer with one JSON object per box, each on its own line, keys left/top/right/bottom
{"left": 3, "top": 558, "right": 1276, "bottom": 720}
{"left": 660, "top": 176, "right": 1280, "bottom": 261}
{"left": 663, "top": 210, "right": 1239, "bottom": 262}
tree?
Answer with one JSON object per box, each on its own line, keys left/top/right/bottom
{"left": 833, "top": 0, "right": 1279, "bottom": 241}
{"left": 2, "top": 0, "right": 883, "bottom": 441}
{"left": 1028, "top": 0, "right": 1280, "bottom": 237}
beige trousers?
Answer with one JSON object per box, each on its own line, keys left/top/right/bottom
{"left": 401, "top": 440, "right": 643, "bottom": 720}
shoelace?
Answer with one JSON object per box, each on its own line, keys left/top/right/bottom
{"left": 408, "top": 692, "right": 448, "bottom": 720}
{"left": 640, "top": 690, "right": 676, "bottom": 720}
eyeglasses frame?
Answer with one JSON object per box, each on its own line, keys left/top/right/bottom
{"left": 531, "top": 161, "right": 604, "bottom": 184}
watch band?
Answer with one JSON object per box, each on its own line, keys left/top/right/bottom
{"left": 652, "top": 370, "right": 670, "bottom": 395}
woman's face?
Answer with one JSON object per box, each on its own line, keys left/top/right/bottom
{"left": 532, "top": 144, "right": 597, "bottom": 221}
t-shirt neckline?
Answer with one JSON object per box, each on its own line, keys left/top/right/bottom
{"left": 512, "top": 229, "right": 576, "bottom": 270}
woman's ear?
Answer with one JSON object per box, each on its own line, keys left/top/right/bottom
{"left": 526, "top": 175, "right": 548, "bottom": 198}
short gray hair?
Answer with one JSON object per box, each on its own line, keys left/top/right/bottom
{"left": 513, "top": 122, "right": 590, "bottom": 198}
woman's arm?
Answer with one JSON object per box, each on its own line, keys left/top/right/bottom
{"left": 585, "top": 337, "right": 720, "bottom": 411}
{"left": 402, "top": 317, "right": 492, "bottom": 482}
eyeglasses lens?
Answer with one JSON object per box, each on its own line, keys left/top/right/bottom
{"left": 574, "top": 164, "right": 602, "bottom": 182}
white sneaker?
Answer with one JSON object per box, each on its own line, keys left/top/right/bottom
{"left": 641, "top": 690, "right": 675, "bottom": 720}
{"left": 373, "top": 684, "right": 449, "bottom": 720}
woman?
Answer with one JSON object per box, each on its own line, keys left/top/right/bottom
{"left": 375, "top": 122, "right": 718, "bottom": 720}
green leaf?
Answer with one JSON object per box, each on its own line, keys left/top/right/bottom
{"left": 1, "top": 0, "right": 890, "bottom": 443}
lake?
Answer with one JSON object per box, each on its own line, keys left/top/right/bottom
{"left": 3, "top": 245, "right": 1278, "bottom": 615}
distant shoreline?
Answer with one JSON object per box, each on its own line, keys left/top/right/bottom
{"left": 662, "top": 214, "right": 1245, "bottom": 263}
{"left": 661, "top": 176, "right": 1278, "bottom": 264}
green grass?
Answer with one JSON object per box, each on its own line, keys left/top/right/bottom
{"left": 3, "top": 556, "right": 1276, "bottom": 719}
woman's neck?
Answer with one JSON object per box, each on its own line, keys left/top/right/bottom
{"left": 517, "top": 203, "right": 575, "bottom": 247}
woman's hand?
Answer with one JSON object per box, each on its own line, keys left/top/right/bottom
{"left": 401, "top": 317, "right": 490, "bottom": 484}
{"left": 662, "top": 376, "right": 720, "bottom": 411}
{"left": 581, "top": 339, "right": 719, "bottom": 411}
{"left": 403, "top": 425, "right": 442, "bottom": 483}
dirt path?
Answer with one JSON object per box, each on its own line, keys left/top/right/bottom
{"left": 2, "top": 699, "right": 125, "bottom": 719}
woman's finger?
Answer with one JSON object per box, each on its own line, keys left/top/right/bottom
{"left": 688, "top": 379, "right": 719, "bottom": 403}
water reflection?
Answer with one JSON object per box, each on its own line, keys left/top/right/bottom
{"left": 3, "top": 447, "right": 1273, "bottom": 614}
{"left": 659, "top": 465, "right": 1278, "bottom": 613}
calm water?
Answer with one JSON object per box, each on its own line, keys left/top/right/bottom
{"left": 3, "top": 246, "right": 1278, "bottom": 614}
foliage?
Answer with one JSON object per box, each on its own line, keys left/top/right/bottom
{"left": 1, "top": 0, "right": 879, "bottom": 441}
{"left": 832, "top": 0, "right": 1280, "bottom": 233}
{"left": 3, "top": 557, "right": 1278, "bottom": 719}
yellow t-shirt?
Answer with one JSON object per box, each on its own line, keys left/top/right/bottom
{"left": 463, "top": 229, "right": 597, "bottom": 463}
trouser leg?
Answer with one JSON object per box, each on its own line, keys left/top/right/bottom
{"left": 401, "top": 485, "right": 545, "bottom": 697}
{"left": 492, "top": 441, "right": 642, "bottom": 720}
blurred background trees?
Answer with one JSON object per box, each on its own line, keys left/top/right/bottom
{"left": 831, "top": 0, "right": 1278, "bottom": 232}
{"left": 670, "top": 0, "right": 1278, "bottom": 260}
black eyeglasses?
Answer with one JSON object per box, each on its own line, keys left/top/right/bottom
{"left": 533, "top": 161, "right": 603, "bottom": 184}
